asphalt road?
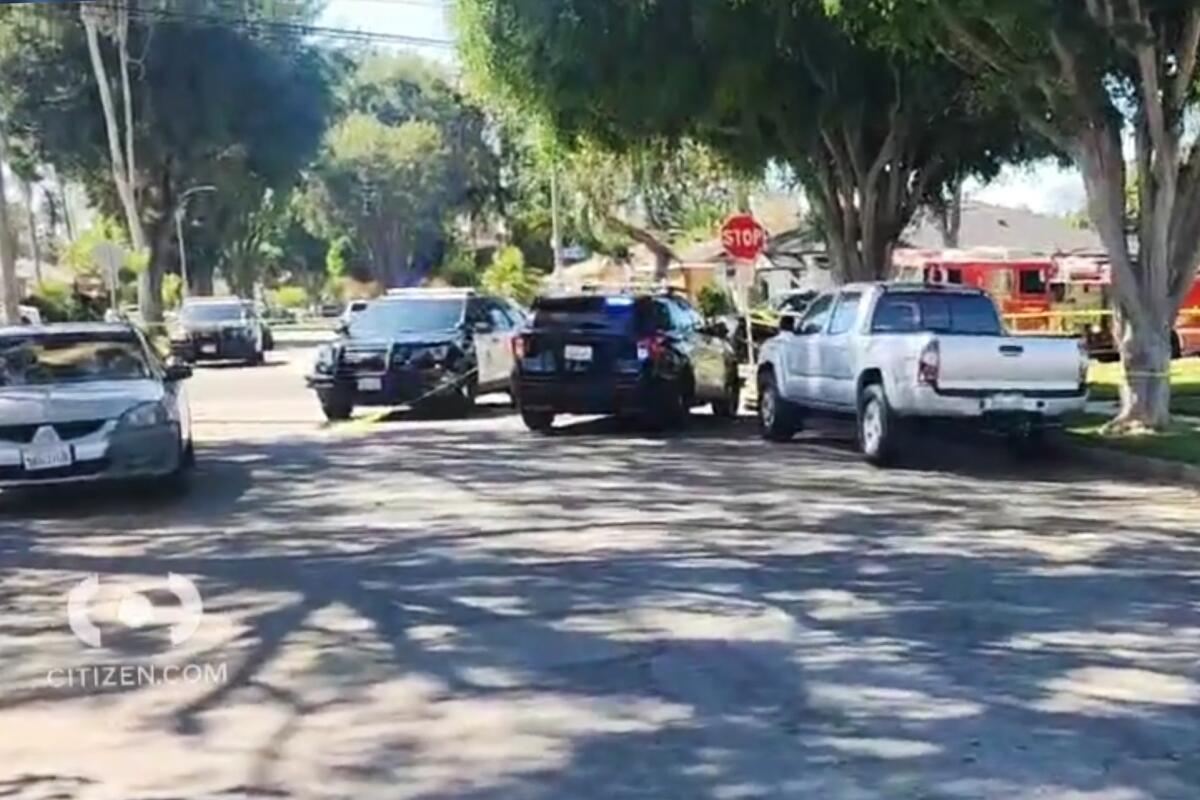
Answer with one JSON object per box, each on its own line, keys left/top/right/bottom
{"left": 2, "top": 346, "right": 1199, "bottom": 799}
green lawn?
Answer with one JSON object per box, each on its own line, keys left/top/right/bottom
{"left": 1066, "top": 413, "right": 1200, "bottom": 467}
{"left": 1089, "top": 357, "right": 1200, "bottom": 416}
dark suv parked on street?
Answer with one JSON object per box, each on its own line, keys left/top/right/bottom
{"left": 306, "top": 289, "right": 521, "bottom": 421}
{"left": 512, "top": 292, "right": 740, "bottom": 432}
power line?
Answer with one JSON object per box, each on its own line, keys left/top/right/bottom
{"left": 60, "top": 2, "right": 458, "bottom": 48}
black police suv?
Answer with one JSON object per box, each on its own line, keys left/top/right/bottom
{"left": 306, "top": 289, "right": 521, "bottom": 421}
{"left": 512, "top": 292, "right": 741, "bottom": 432}
{"left": 171, "top": 298, "right": 271, "bottom": 366}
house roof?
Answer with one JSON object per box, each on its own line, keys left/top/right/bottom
{"left": 904, "top": 201, "right": 1102, "bottom": 254}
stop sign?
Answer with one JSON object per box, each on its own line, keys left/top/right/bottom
{"left": 721, "top": 214, "right": 767, "bottom": 261}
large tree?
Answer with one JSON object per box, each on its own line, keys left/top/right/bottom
{"left": 302, "top": 54, "right": 498, "bottom": 287}
{"left": 457, "top": 0, "right": 1036, "bottom": 282}
{"left": 858, "top": 0, "right": 1200, "bottom": 430}
{"left": 0, "top": 1, "right": 329, "bottom": 321}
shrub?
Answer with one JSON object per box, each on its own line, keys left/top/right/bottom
{"left": 270, "top": 285, "right": 309, "bottom": 310}
{"left": 697, "top": 284, "right": 735, "bottom": 317}
{"left": 481, "top": 246, "right": 541, "bottom": 305}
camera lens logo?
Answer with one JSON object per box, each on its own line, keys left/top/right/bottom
{"left": 67, "top": 573, "right": 203, "bottom": 648}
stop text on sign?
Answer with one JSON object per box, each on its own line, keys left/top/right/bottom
{"left": 721, "top": 214, "right": 767, "bottom": 261}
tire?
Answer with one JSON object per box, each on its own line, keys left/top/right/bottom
{"left": 757, "top": 370, "right": 798, "bottom": 442}
{"left": 857, "top": 383, "right": 897, "bottom": 466}
{"left": 449, "top": 375, "right": 477, "bottom": 417}
{"left": 181, "top": 437, "right": 196, "bottom": 468}
{"left": 320, "top": 393, "right": 353, "bottom": 421}
{"left": 1171, "top": 332, "right": 1182, "bottom": 360}
{"left": 712, "top": 371, "right": 741, "bottom": 420}
{"left": 521, "top": 409, "right": 555, "bottom": 432}
{"left": 645, "top": 380, "right": 688, "bottom": 431}
{"left": 247, "top": 348, "right": 264, "bottom": 366}
{"left": 263, "top": 328, "right": 275, "bottom": 352}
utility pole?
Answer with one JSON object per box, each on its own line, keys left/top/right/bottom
{"left": 550, "top": 161, "right": 564, "bottom": 282}
{"left": 0, "top": 120, "right": 20, "bottom": 325}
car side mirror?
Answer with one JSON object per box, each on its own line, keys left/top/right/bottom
{"left": 164, "top": 361, "right": 193, "bottom": 382}
{"left": 706, "top": 320, "right": 729, "bottom": 338}
{"left": 335, "top": 320, "right": 350, "bottom": 336}
{"left": 778, "top": 315, "right": 797, "bottom": 333}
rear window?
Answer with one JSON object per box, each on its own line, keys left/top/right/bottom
{"left": 531, "top": 296, "right": 655, "bottom": 334}
{"left": 871, "top": 292, "right": 1002, "bottom": 336}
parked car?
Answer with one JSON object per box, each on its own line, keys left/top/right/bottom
{"left": 756, "top": 282, "right": 1090, "bottom": 464}
{"left": 306, "top": 288, "right": 520, "bottom": 421}
{"left": 512, "top": 291, "right": 741, "bottom": 432}
{"left": 171, "top": 298, "right": 271, "bottom": 366}
{"left": 0, "top": 323, "right": 194, "bottom": 489}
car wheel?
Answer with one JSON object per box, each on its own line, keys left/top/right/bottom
{"left": 451, "top": 375, "right": 477, "bottom": 416}
{"left": 645, "top": 380, "right": 688, "bottom": 431}
{"left": 181, "top": 437, "right": 196, "bottom": 468}
{"left": 757, "top": 370, "right": 798, "bottom": 442}
{"left": 320, "top": 393, "right": 354, "bottom": 421}
{"left": 521, "top": 409, "right": 555, "bottom": 432}
{"left": 712, "top": 372, "right": 740, "bottom": 420}
{"left": 857, "top": 383, "right": 897, "bottom": 466}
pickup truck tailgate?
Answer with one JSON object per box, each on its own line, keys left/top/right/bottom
{"left": 936, "top": 336, "right": 1083, "bottom": 393}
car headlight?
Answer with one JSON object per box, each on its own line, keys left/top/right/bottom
{"left": 315, "top": 345, "right": 336, "bottom": 374}
{"left": 119, "top": 401, "right": 170, "bottom": 428}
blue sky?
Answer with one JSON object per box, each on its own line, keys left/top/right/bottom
{"left": 318, "top": 0, "right": 1081, "bottom": 215}
{"left": 319, "top": 0, "right": 455, "bottom": 62}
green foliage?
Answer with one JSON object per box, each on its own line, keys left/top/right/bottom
{"left": 480, "top": 246, "right": 540, "bottom": 304}
{"left": 303, "top": 54, "right": 499, "bottom": 287}
{"left": 697, "top": 284, "right": 735, "bottom": 318}
{"left": 0, "top": 1, "right": 332, "bottom": 314}
{"left": 436, "top": 244, "right": 483, "bottom": 287}
{"left": 458, "top": 0, "right": 1039, "bottom": 280}
{"left": 59, "top": 217, "right": 130, "bottom": 275}
{"left": 25, "top": 281, "right": 94, "bottom": 322}
{"left": 269, "top": 285, "right": 309, "bottom": 310}
{"left": 162, "top": 274, "right": 183, "bottom": 310}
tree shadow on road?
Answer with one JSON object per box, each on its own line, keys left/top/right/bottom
{"left": 0, "top": 418, "right": 1198, "bottom": 798}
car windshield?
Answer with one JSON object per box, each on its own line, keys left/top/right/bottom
{"left": 0, "top": 334, "right": 151, "bottom": 387}
{"left": 181, "top": 303, "right": 245, "bottom": 324}
{"left": 348, "top": 298, "right": 465, "bottom": 337}
{"left": 871, "top": 292, "right": 1003, "bottom": 335}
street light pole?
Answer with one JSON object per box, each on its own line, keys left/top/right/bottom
{"left": 176, "top": 185, "right": 215, "bottom": 299}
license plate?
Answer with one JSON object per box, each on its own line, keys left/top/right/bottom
{"left": 21, "top": 445, "right": 73, "bottom": 472}
{"left": 563, "top": 344, "right": 593, "bottom": 362}
{"left": 357, "top": 377, "right": 383, "bottom": 392}
{"left": 200, "top": 344, "right": 218, "bottom": 355}
{"left": 987, "top": 393, "right": 1026, "bottom": 411}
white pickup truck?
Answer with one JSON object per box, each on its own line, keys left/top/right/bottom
{"left": 756, "top": 282, "right": 1089, "bottom": 465}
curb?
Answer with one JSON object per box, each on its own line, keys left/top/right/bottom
{"left": 1054, "top": 434, "right": 1200, "bottom": 490}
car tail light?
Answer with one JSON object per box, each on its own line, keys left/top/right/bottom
{"left": 512, "top": 335, "right": 527, "bottom": 359}
{"left": 917, "top": 340, "right": 940, "bottom": 386}
{"left": 637, "top": 335, "right": 667, "bottom": 362}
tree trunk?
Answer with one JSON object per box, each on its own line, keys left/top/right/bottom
{"left": 21, "top": 179, "right": 41, "bottom": 287}
{"left": 1115, "top": 314, "right": 1173, "bottom": 430}
{"left": 142, "top": 216, "right": 175, "bottom": 325}
{"left": 81, "top": 7, "right": 145, "bottom": 252}
{"left": 0, "top": 133, "right": 19, "bottom": 324}
{"left": 192, "top": 261, "right": 214, "bottom": 296}
{"left": 601, "top": 212, "right": 676, "bottom": 281}
{"left": 937, "top": 178, "right": 963, "bottom": 248}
